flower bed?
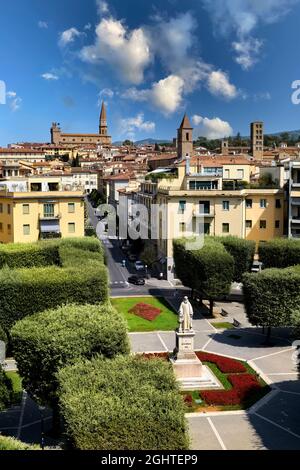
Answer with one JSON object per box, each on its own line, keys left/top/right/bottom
{"left": 201, "top": 373, "right": 262, "bottom": 406}
{"left": 196, "top": 351, "right": 246, "bottom": 373}
{"left": 128, "top": 303, "right": 162, "bottom": 321}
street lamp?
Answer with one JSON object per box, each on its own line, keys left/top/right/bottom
{"left": 145, "top": 264, "right": 148, "bottom": 278}
{"left": 39, "top": 405, "right": 46, "bottom": 450}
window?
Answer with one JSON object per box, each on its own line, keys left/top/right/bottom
{"left": 179, "top": 222, "right": 186, "bottom": 233}
{"left": 23, "top": 224, "right": 30, "bottom": 235}
{"left": 246, "top": 199, "right": 252, "bottom": 208}
{"left": 200, "top": 201, "right": 210, "bottom": 214}
{"left": 237, "top": 169, "right": 244, "bottom": 179}
{"left": 0, "top": 203, "right": 2, "bottom": 213}
{"left": 178, "top": 200, "right": 186, "bottom": 214}
{"left": 222, "top": 201, "right": 230, "bottom": 211}
{"left": 222, "top": 223, "right": 230, "bottom": 233}
{"left": 204, "top": 223, "right": 210, "bottom": 235}
{"left": 68, "top": 223, "right": 75, "bottom": 233}
{"left": 68, "top": 203, "right": 75, "bottom": 213}
{"left": 246, "top": 220, "right": 252, "bottom": 229}
{"left": 22, "top": 204, "right": 29, "bottom": 215}
{"left": 260, "top": 220, "right": 267, "bottom": 229}
{"left": 186, "top": 133, "right": 189, "bottom": 141}
{"left": 7, "top": 204, "right": 11, "bottom": 215}
{"left": 43, "top": 203, "right": 54, "bottom": 218}
{"left": 275, "top": 220, "right": 280, "bottom": 229}
{"left": 276, "top": 199, "right": 281, "bottom": 209}
{"left": 7, "top": 224, "right": 11, "bottom": 235}
{"left": 0, "top": 223, "right": 2, "bottom": 232}
{"left": 260, "top": 199, "right": 267, "bottom": 208}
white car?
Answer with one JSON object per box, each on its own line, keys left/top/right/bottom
{"left": 134, "top": 261, "right": 145, "bottom": 271}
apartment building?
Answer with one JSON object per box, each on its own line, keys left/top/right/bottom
{"left": 288, "top": 160, "right": 300, "bottom": 238}
{"left": 0, "top": 176, "right": 84, "bottom": 243}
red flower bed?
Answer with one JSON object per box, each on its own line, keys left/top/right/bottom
{"left": 184, "top": 394, "right": 193, "bottom": 406}
{"left": 201, "top": 389, "right": 240, "bottom": 406}
{"left": 196, "top": 352, "right": 246, "bottom": 373}
{"left": 228, "top": 374, "right": 261, "bottom": 400}
{"left": 129, "top": 302, "right": 162, "bottom": 321}
{"left": 201, "top": 374, "right": 262, "bottom": 406}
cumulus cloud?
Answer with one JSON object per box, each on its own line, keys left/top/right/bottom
{"left": 192, "top": 114, "right": 233, "bottom": 140}
{"left": 38, "top": 21, "right": 48, "bottom": 29}
{"left": 80, "top": 18, "right": 151, "bottom": 84}
{"left": 202, "top": 0, "right": 299, "bottom": 69}
{"left": 96, "top": 0, "right": 109, "bottom": 15}
{"left": 59, "top": 27, "right": 83, "bottom": 47}
{"left": 84, "top": 23, "right": 92, "bottom": 31}
{"left": 41, "top": 72, "right": 59, "bottom": 80}
{"left": 99, "top": 88, "right": 114, "bottom": 99}
{"left": 6, "top": 91, "right": 22, "bottom": 112}
{"left": 207, "top": 71, "right": 238, "bottom": 99}
{"left": 120, "top": 113, "right": 155, "bottom": 139}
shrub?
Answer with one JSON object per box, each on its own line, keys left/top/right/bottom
{"left": 11, "top": 303, "right": 129, "bottom": 408}
{"left": 243, "top": 266, "right": 300, "bottom": 327}
{"left": 258, "top": 239, "right": 300, "bottom": 269}
{"left": 129, "top": 303, "right": 162, "bottom": 321}
{"left": 216, "top": 236, "right": 255, "bottom": 282}
{"left": 59, "top": 237, "right": 104, "bottom": 258}
{"left": 0, "top": 325, "right": 8, "bottom": 345}
{"left": 0, "top": 367, "right": 12, "bottom": 411}
{"left": 0, "top": 242, "right": 60, "bottom": 269}
{"left": 58, "top": 245, "right": 103, "bottom": 268}
{"left": 58, "top": 355, "right": 189, "bottom": 450}
{"left": 0, "top": 436, "right": 40, "bottom": 450}
{"left": 196, "top": 352, "right": 246, "bottom": 373}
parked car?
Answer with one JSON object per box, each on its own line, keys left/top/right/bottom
{"left": 251, "top": 261, "right": 263, "bottom": 273}
{"left": 128, "top": 275, "right": 145, "bottom": 286}
{"left": 134, "top": 260, "right": 145, "bottom": 271}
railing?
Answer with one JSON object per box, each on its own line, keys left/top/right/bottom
{"left": 39, "top": 213, "right": 61, "bottom": 220}
{"left": 192, "top": 209, "right": 215, "bottom": 217}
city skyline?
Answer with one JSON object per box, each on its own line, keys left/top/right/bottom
{"left": 1, "top": 0, "right": 300, "bottom": 145}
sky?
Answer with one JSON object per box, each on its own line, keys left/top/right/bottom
{"left": 1, "top": 0, "right": 300, "bottom": 145}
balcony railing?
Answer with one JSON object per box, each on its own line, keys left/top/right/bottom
{"left": 39, "top": 213, "right": 61, "bottom": 220}
{"left": 192, "top": 209, "right": 215, "bottom": 218}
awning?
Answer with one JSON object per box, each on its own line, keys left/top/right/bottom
{"left": 40, "top": 219, "right": 60, "bottom": 233}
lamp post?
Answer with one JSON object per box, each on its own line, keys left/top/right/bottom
{"left": 39, "top": 405, "right": 46, "bottom": 450}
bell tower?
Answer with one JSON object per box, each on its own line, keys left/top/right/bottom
{"left": 99, "top": 101, "right": 108, "bottom": 136}
{"left": 177, "top": 114, "right": 193, "bottom": 160}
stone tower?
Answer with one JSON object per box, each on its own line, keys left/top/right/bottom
{"left": 177, "top": 114, "right": 193, "bottom": 160}
{"left": 250, "top": 121, "right": 264, "bottom": 159}
{"left": 50, "top": 122, "right": 61, "bottom": 145}
{"left": 99, "top": 101, "right": 108, "bottom": 136}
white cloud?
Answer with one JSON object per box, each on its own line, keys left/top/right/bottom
{"left": 96, "top": 0, "right": 109, "bottom": 15}
{"left": 99, "top": 88, "right": 114, "bottom": 99}
{"left": 6, "top": 91, "right": 22, "bottom": 112}
{"left": 202, "top": 0, "right": 299, "bottom": 69}
{"left": 192, "top": 115, "right": 233, "bottom": 140}
{"left": 59, "top": 27, "right": 83, "bottom": 47}
{"left": 84, "top": 23, "right": 92, "bottom": 31}
{"left": 41, "top": 73, "right": 59, "bottom": 81}
{"left": 120, "top": 113, "right": 155, "bottom": 139}
{"left": 38, "top": 21, "right": 48, "bottom": 29}
{"left": 207, "top": 71, "right": 238, "bottom": 100}
{"left": 80, "top": 18, "right": 151, "bottom": 84}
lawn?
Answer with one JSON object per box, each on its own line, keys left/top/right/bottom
{"left": 111, "top": 296, "right": 178, "bottom": 332}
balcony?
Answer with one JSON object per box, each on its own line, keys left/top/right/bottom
{"left": 39, "top": 213, "right": 61, "bottom": 221}
{"left": 291, "top": 217, "right": 300, "bottom": 224}
{"left": 192, "top": 209, "right": 215, "bottom": 218}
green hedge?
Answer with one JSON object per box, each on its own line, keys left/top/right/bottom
{"left": 0, "top": 262, "right": 108, "bottom": 330}
{"left": 59, "top": 245, "right": 104, "bottom": 268}
{"left": 0, "top": 436, "right": 40, "bottom": 450}
{"left": 58, "top": 355, "right": 189, "bottom": 450}
{"left": 11, "top": 304, "right": 129, "bottom": 407}
{"left": 258, "top": 239, "right": 300, "bottom": 269}
{"left": 216, "top": 236, "right": 256, "bottom": 282}
{"left": 0, "top": 367, "right": 12, "bottom": 411}
{"left": 243, "top": 266, "right": 300, "bottom": 326}
{"left": 0, "top": 325, "right": 8, "bottom": 345}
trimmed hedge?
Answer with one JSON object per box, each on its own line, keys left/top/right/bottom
{"left": 0, "top": 367, "right": 12, "bottom": 411}
{"left": 216, "top": 236, "right": 255, "bottom": 282}
{"left": 258, "top": 239, "right": 300, "bottom": 269}
{"left": 11, "top": 304, "right": 129, "bottom": 407}
{"left": 243, "top": 266, "right": 300, "bottom": 327}
{"left": 0, "top": 262, "right": 108, "bottom": 330}
{"left": 58, "top": 355, "right": 189, "bottom": 450}
{"left": 0, "top": 436, "right": 40, "bottom": 450}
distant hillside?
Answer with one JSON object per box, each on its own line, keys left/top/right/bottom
{"left": 113, "top": 138, "right": 172, "bottom": 146}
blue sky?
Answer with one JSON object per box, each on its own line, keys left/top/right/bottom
{"left": 1, "top": 0, "right": 300, "bottom": 145}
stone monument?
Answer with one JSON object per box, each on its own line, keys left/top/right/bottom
{"left": 171, "top": 296, "right": 222, "bottom": 390}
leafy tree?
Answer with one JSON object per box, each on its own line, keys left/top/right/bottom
{"left": 122, "top": 139, "right": 134, "bottom": 146}
{"left": 11, "top": 303, "right": 129, "bottom": 430}
{"left": 140, "top": 244, "right": 157, "bottom": 266}
{"left": 215, "top": 236, "right": 255, "bottom": 282}
{"left": 258, "top": 239, "right": 300, "bottom": 269}
{"left": 58, "top": 355, "right": 189, "bottom": 450}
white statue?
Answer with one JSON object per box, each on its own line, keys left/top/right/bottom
{"left": 179, "top": 296, "right": 193, "bottom": 332}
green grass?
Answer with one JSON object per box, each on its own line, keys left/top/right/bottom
{"left": 211, "top": 322, "right": 234, "bottom": 330}
{"left": 5, "top": 371, "right": 23, "bottom": 404}
{"left": 111, "top": 296, "right": 178, "bottom": 332}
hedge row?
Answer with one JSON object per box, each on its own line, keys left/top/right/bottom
{"left": 258, "top": 239, "right": 300, "bottom": 269}
{"left": 58, "top": 355, "right": 189, "bottom": 450}
{"left": 243, "top": 266, "right": 300, "bottom": 327}
{"left": 11, "top": 304, "right": 129, "bottom": 407}
{"left": 0, "top": 367, "right": 13, "bottom": 411}
{"left": 0, "top": 237, "right": 104, "bottom": 269}
{"left": 216, "top": 236, "right": 255, "bottom": 282}
{"left": 0, "top": 436, "right": 40, "bottom": 450}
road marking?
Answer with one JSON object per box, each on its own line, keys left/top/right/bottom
{"left": 17, "top": 391, "right": 27, "bottom": 439}
{"left": 202, "top": 337, "right": 214, "bottom": 351}
{"left": 254, "top": 412, "right": 300, "bottom": 440}
{"left": 267, "top": 372, "right": 298, "bottom": 376}
{"left": 277, "top": 390, "right": 300, "bottom": 396}
{"left": 207, "top": 417, "right": 227, "bottom": 450}
{"left": 252, "top": 347, "right": 295, "bottom": 362}
{"left": 157, "top": 333, "right": 169, "bottom": 352}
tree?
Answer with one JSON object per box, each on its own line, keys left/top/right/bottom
{"left": 58, "top": 355, "right": 189, "bottom": 450}
{"left": 122, "top": 139, "right": 134, "bottom": 146}
{"left": 11, "top": 303, "right": 129, "bottom": 431}
{"left": 216, "top": 236, "right": 255, "bottom": 282}
{"left": 140, "top": 244, "right": 157, "bottom": 266}
{"left": 258, "top": 239, "right": 300, "bottom": 269}
{"left": 173, "top": 238, "right": 234, "bottom": 314}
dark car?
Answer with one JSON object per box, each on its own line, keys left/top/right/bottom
{"left": 128, "top": 275, "right": 145, "bottom": 286}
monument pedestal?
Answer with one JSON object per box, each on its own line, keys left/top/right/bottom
{"left": 172, "top": 328, "right": 222, "bottom": 391}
